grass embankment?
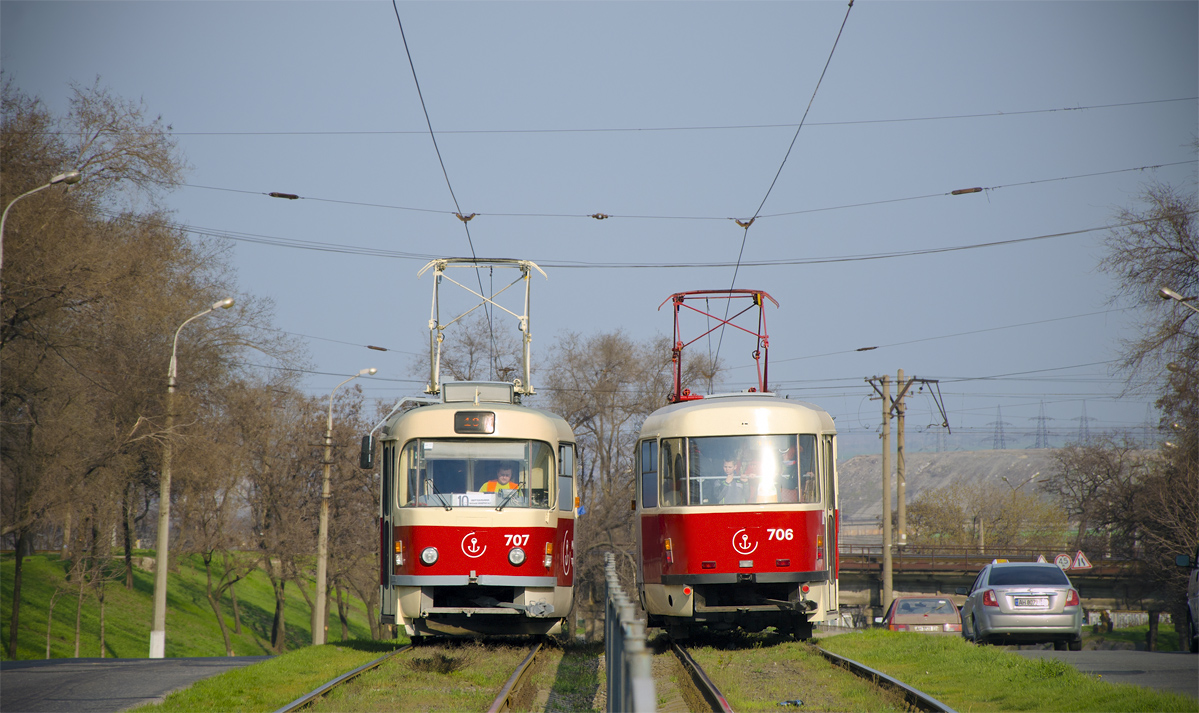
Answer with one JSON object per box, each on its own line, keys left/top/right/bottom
{"left": 1, "top": 552, "right": 374, "bottom": 660}
{"left": 1084, "top": 623, "right": 1181, "bottom": 651}
{"left": 821, "top": 629, "right": 1199, "bottom": 713}
{"left": 131, "top": 639, "right": 406, "bottom": 713}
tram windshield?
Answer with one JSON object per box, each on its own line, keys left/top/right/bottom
{"left": 660, "top": 434, "right": 819, "bottom": 506}
{"left": 397, "top": 439, "right": 554, "bottom": 509}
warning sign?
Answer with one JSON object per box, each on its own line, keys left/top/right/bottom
{"left": 1072, "top": 551, "right": 1092, "bottom": 570}
{"left": 1054, "top": 553, "right": 1072, "bottom": 570}
{"left": 1036, "top": 554, "right": 1047, "bottom": 563}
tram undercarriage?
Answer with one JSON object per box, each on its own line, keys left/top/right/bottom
{"left": 646, "top": 579, "right": 826, "bottom": 639}
{"left": 387, "top": 583, "right": 568, "bottom": 637}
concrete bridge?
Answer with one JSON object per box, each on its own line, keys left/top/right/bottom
{"left": 836, "top": 545, "right": 1150, "bottom": 618}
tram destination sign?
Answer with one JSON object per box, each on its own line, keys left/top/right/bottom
{"left": 454, "top": 411, "right": 496, "bottom": 434}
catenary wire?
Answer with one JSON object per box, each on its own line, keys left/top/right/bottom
{"left": 149, "top": 97, "right": 1197, "bottom": 136}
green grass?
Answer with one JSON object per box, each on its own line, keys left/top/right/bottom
{"left": 131, "top": 639, "right": 407, "bottom": 713}
{"left": 820, "top": 629, "right": 1199, "bottom": 712}
{"left": 1084, "top": 623, "right": 1182, "bottom": 651}
{"left": 1, "top": 552, "right": 374, "bottom": 660}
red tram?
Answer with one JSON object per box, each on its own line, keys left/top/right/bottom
{"left": 635, "top": 290, "right": 839, "bottom": 639}
{"left": 361, "top": 259, "right": 577, "bottom": 638}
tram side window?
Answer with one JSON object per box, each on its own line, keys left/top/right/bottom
{"left": 399, "top": 441, "right": 421, "bottom": 506}
{"left": 797, "top": 434, "right": 818, "bottom": 504}
{"left": 527, "top": 441, "right": 553, "bottom": 509}
{"left": 381, "top": 442, "right": 394, "bottom": 511}
{"left": 558, "top": 443, "right": 576, "bottom": 512}
{"left": 822, "top": 434, "right": 836, "bottom": 506}
{"left": 660, "top": 438, "right": 686, "bottom": 506}
{"left": 639, "top": 439, "right": 658, "bottom": 508}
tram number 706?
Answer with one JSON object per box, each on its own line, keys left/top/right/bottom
{"left": 504, "top": 534, "right": 530, "bottom": 546}
{"left": 767, "top": 528, "right": 794, "bottom": 541}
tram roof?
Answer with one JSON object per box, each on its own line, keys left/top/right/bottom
{"left": 641, "top": 392, "right": 836, "bottom": 438}
{"left": 381, "top": 392, "right": 576, "bottom": 444}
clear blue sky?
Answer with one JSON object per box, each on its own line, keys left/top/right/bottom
{"left": 4, "top": 1, "right": 1196, "bottom": 455}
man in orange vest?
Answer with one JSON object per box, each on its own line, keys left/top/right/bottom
{"left": 480, "top": 464, "right": 520, "bottom": 493}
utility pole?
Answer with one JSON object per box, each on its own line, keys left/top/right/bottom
{"left": 896, "top": 369, "right": 907, "bottom": 550}
{"left": 867, "top": 375, "right": 893, "bottom": 610}
{"left": 880, "top": 374, "right": 892, "bottom": 609}
{"left": 867, "top": 371, "right": 950, "bottom": 612}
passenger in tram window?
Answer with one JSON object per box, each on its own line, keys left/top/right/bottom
{"left": 779, "top": 443, "right": 800, "bottom": 503}
{"left": 797, "top": 437, "right": 818, "bottom": 503}
{"left": 480, "top": 463, "right": 520, "bottom": 492}
{"left": 716, "top": 459, "right": 754, "bottom": 504}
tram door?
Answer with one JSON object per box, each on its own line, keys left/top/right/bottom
{"left": 379, "top": 441, "right": 397, "bottom": 622}
{"left": 822, "top": 434, "right": 838, "bottom": 615}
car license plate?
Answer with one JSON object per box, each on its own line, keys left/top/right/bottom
{"left": 913, "top": 625, "right": 939, "bottom": 632}
{"left": 1015, "top": 597, "right": 1048, "bottom": 607}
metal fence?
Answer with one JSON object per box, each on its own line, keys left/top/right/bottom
{"left": 604, "top": 553, "right": 656, "bottom": 713}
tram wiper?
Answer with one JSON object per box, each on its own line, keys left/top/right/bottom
{"left": 496, "top": 488, "right": 520, "bottom": 512}
{"left": 426, "top": 478, "right": 452, "bottom": 511}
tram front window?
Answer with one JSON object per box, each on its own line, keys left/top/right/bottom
{"left": 683, "top": 434, "right": 819, "bottom": 506}
{"left": 398, "top": 439, "right": 553, "bottom": 509}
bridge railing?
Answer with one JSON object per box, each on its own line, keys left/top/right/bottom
{"left": 604, "top": 552, "right": 656, "bottom": 713}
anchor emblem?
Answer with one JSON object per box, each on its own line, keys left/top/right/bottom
{"left": 731, "top": 528, "right": 758, "bottom": 555}
{"left": 461, "top": 531, "right": 487, "bottom": 559}
{"left": 562, "top": 535, "right": 574, "bottom": 575}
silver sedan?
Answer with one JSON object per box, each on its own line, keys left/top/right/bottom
{"left": 958, "top": 561, "right": 1083, "bottom": 650}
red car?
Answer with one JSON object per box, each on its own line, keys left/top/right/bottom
{"left": 881, "top": 597, "right": 962, "bottom": 633}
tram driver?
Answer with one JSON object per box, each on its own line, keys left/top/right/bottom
{"left": 480, "top": 462, "right": 520, "bottom": 493}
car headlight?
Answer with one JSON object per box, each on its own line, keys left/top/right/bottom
{"left": 420, "top": 547, "right": 438, "bottom": 565}
{"left": 509, "top": 547, "right": 526, "bottom": 566}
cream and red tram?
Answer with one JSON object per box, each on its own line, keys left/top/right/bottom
{"left": 634, "top": 290, "right": 839, "bottom": 639}
{"left": 362, "top": 259, "right": 577, "bottom": 638}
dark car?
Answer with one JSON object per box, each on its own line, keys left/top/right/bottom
{"left": 881, "top": 597, "right": 962, "bottom": 634}
{"left": 957, "top": 561, "right": 1082, "bottom": 650}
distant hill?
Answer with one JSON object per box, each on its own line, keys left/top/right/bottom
{"left": 837, "top": 449, "right": 1058, "bottom": 527}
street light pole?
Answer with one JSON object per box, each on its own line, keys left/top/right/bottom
{"left": 1, "top": 171, "right": 82, "bottom": 301}
{"left": 149, "top": 297, "right": 235, "bottom": 659}
{"left": 313, "top": 367, "right": 377, "bottom": 645}
{"left": 1159, "top": 286, "right": 1199, "bottom": 315}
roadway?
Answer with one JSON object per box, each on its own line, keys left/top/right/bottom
{"left": 1015, "top": 649, "right": 1198, "bottom": 699}
{"left": 0, "top": 656, "right": 268, "bottom": 713}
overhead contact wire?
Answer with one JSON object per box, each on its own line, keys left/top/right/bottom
{"left": 718, "top": 0, "right": 855, "bottom": 364}
{"left": 391, "top": 1, "right": 497, "bottom": 376}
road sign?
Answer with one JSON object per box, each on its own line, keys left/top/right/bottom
{"left": 1054, "top": 553, "right": 1072, "bottom": 570}
{"left": 1036, "top": 554, "right": 1047, "bottom": 563}
{"left": 1072, "top": 551, "right": 1092, "bottom": 570}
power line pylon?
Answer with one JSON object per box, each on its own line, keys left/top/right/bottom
{"left": 1071, "top": 400, "right": 1096, "bottom": 442}
{"left": 1029, "top": 401, "right": 1054, "bottom": 449}
{"left": 988, "top": 405, "right": 1011, "bottom": 450}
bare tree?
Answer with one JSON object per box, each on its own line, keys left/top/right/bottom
{"left": 538, "top": 331, "right": 716, "bottom": 637}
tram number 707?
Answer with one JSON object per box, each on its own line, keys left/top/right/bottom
{"left": 504, "top": 534, "right": 530, "bottom": 546}
{"left": 767, "top": 528, "right": 794, "bottom": 541}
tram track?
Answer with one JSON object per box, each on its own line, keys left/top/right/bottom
{"left": 273, "top": 639, "right": 546, "bottom": 713}
{"left": 669, "top": 633, "right": 955, "bottom": 713}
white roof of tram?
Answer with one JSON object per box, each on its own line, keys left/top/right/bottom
{"left": 640, "top": 392, "right": 836, "bottom": 439}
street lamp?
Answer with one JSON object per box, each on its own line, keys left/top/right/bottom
{"left": 1158, "top": 286, "right": 1199, "bottom": 315}
{"left": 313, "top": 367, "right": 377, "bottom": 645}
{"left": 0, "top": 170, "right": 82, "bottom": 297}
{"left": 149, "top": 297, "right": 235, "bottom": 659}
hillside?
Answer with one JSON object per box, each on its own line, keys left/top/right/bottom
{"left": 0, "top": 552, "right": 374, "bottom": 660}
{"left": 837, "top": 449, "right": 1058, "bottom": 528}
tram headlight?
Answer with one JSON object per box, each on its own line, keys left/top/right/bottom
{"left": 508, "top": 547, "right": 526, "bottom": 566}
{"left": 420, "top": 547, "right": 439, "bottom": 566}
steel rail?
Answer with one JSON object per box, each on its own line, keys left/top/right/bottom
{"left": 816, "top": 646, "right": 958, "bottom": 713}
{"left": 672, "top": 641, "right": 734, "bottom": 713}
{"left": 271, "top": 644, "right": 411, "bottom": 713}
{"left": 486, "top": 640, "right": 544, "bottom": 713}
